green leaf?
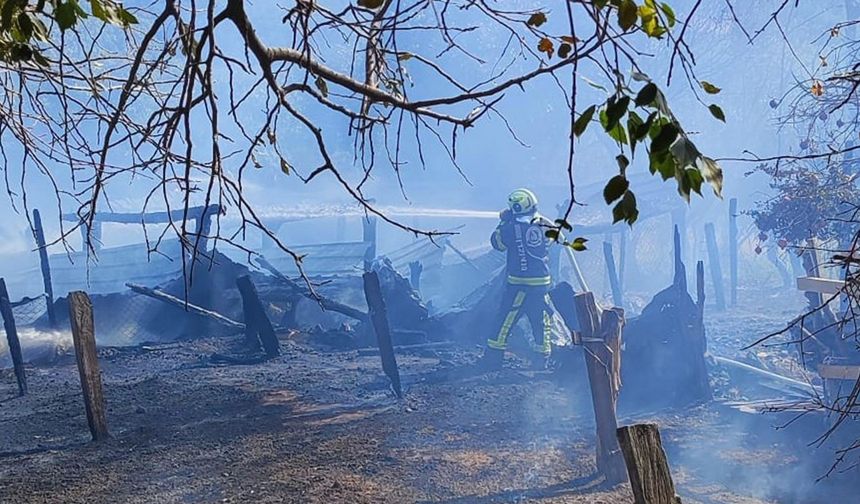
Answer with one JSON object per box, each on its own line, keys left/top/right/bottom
{"left": 699, "top": 81, "right": 721, "bottom": 95}
{"left": 631, "top": 71, "right": 650, "bottom": 82}
{"left": 594, "top": 0, "right": 610, "bottom": 8}
{"left": 618, "top": 0, "right": 638, "bottom": 31}
{"left": 605, "top": 95, "right": 630, "bottom": 131}
{"left": 280, "top": 158, "right": 291, "bottom": 176}
{"left": 558, "top": 42, "right": 572, "bottom": 59}
{"left": 55, "top": 1, "right": 79, "bottom": 30}
{"left": 545, "top": 229, "right": 560, "bottom": 241}
{"left": 600, "top": 109, "right": 628, "bottom": 144}
{"left": 574, "top": 105, "right": 596, "bottom": 137}
{"left": 650, "top": 122, "right": 679, "bottom": 153}
{"left": 685, "top": 167, "right": 704, "bottom": 196}
{"left": 635, "top": 82, "right": 658, "bottom": 107}
{"left": 660, "top": 2, "right": 676, "bottom": 27}
{"left": 708, "top": 104, "right": 726, "bottom": 122}
{"left": 612, "top": 191, "right": 639, "bottom": 225}
{"left": 604, "top": 175, "right": 630, "bottom": 204}
{"left": 358, "top": 0, "right": 386, "bottom": 8}
{"left": 397, "top": 52, "right": 413, "bottom": 61}
{"left": 616, "top": 154, "right": 630, "bottom": 173}
{"left": 15, "top": 13, "right": 33, "bottom": 41}
{"left": 315, "top": 76, "right": 329, "bottom": 97}
{"left": 527, "top": 12, "right": 547, "bottom": 27}
{"left": 117, "top": 7, "right": 138, "bottom": 26}
{"left": 569, "top": 237, "right": 588, "bottom": 252}
{"left": 627, "top": 111, "right": 643, "bottom": 157}
{"left": 649, "top": 150, "right": 675, "bottom": 179}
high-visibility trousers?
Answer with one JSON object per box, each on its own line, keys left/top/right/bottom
{"left": 487, "top": 284, "right": 553, "bottom": 355}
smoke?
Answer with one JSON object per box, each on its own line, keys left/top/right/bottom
{"left": 0, "top": 327, "right": 73, "bottom": 367}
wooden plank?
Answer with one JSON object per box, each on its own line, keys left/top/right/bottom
{"left": 603, "top": 241, "right": 623, "bottom": 308}
{"left": 0, "top": 279, "right": 27, "bottom": 396}
{"left": 573, "top": 291, "right": 627, "bottom": 485}
{"left": 818, "top": 364, "right": 860, "bottom": 381}
{"left": 704, "top": 223, "right": 726, "bottom": 310}
{"left": 68, "top": 291, "right": 109, "bottom": 441}
{"left": 363, "top": 271, "right": 402, "bottom": 398}
{"left": 32, "top": 209, "right": 57, "bottom": 326}
{"left": 61, "top": 204, "right": 220, "bottom": 225}
{"left": 125, "top": 283, "right": 245, "bottom": 329}
{"left": 796, "top": 276, "right": 844, "bottom": 295}
{"left": 617, "top": 424, "right": 681, "bottom": 504}
{"left": 729, "top": 198, "right": 738, "bottom": 306}
{"left": 236, "top": 275, "right": 280, "bottom": 358}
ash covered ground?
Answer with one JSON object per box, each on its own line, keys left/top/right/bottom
{"left": 0, "top": 287, "right": 856, "bottom": 504}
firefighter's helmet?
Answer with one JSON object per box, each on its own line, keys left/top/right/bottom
{"left": 508, "top": 188, "right": 538, "bottom": 215}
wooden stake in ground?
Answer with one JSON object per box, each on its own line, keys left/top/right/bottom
{"left": 728, "top": 198, "right": 739, "bottom": 306}
{"left": 68, "top": 291, "right": 109, "bottom": 441}
{"left": 617, "top": 423, "right": 682, "bottom": 504}
{"left": 704, "top": 222, "right": 726, "bottom": 310}
{"left": 603, "top": 241, "right": 623, "bottom": 308}
{"left": 0, "top": 278, "right": 27, "bottom": 396}
{"left": 32, "top": 209, "right": 57, "bottom": 327}
{"left": 363, "top": 271, "right": 402, "bottom": 398}
{"left": 236, "top": 275, "right": 280, "bottom": 358}
{"left": 363, "top": 216, "right": 378, "bottom": 272}
{"left": 573, "top": 291, "right": 627, "bottom": 485}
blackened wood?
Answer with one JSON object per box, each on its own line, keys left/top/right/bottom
{"left": 729, "top": 198, "right": 738, "bottom": 306}
{"left": 125, "top": 283, "right": 244, "bottom": 329}
{"left": 673, "top": 225, "right": 687, "bottom": 292}
{"left": 32, "top": 209, "right": 56, "bottom": 327}
{"left": 363, "top": 271, "right": 402, "bottom": 398}
{"left": 0, "top": 279, "right": 27, "bottom": 396}
{"left": 68, "top": 291, "right": 109, "bottom": 441}
{"left": 603, "top": 241, "right": 623, "bottom": 307}
{"left": 704, "top": 223, "right": 726, "bottom": 310}
{"left": 236, "top": 275, "right": 280, "bottom": 358}
{"left": 573, "top": 291, "right": 627, "bottom": 485}
{"left": 617, "top": 424, "right": 681, "bottom": 504}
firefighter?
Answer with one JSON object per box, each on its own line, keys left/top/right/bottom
{"left": 481, "top": 188, "right": 555, "bottom": 369}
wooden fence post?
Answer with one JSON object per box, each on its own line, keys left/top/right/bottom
{"left": 728, "top": 198, "right": 738, "bottom": 306}
{"left": 363, "top": 271, "right": 402, "bottom": 398}
{"left": 236, "top": 275, "right": 280, "bottom": 358}
{"left": 573, "top": 291, "right": 627, "bottom": 485}
{"left": 603, "top": 241, "right": 623, "bottom": 307}
{"left": 32, "top": 209, "right": 56, "bottom": 327}
{"left": 617, "top": 424, "right": 682, "bottom": 504}
{"left": 68, "top": 291, "right": 109, "bottom": 441}
{"left": 363, "top": 216, "right": 378, "bottom": 272}
{"left": 0, "top": 279, "right": 27, "bottom": 396}
{"left": 408, "top": 261, "right": 423, "bottom": 292}
{"left": 704, "top": 223, "right": 726, "bottom": 311}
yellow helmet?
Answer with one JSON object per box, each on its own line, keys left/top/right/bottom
{"left": 508, "top": 188, "right": 538, "bottom": 215}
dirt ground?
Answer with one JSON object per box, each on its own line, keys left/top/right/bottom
{"left": 0, "top": 288, "right": 857, "bottom": 504}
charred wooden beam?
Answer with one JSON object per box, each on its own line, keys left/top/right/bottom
{"left": 32, "top": 209, "right": 57, "bottom": 327}
{"left": 704, "top": 223, "right": 726, "bottom": 310}
{"left": 68, "top": 291, "right": 109, "bottom": 441}
{"left": 617, "top": 423, "right": 681, "bottom": 504}
{"left": 363, "top": 216, "right": 378, "bottom": 272}
{"left": 255, "top": 256, "right": 369, "bottom": 323}
{"left": 363, "top": 271, "right": 402, "bottom": 398}
{"left": 61, "top": 204, "right": 221, "bottom": 225}
{"left": 236, "top": 275, "right": 280, "bottom": 358}
{"left": 0, "top": 279, "right": 27, "bottom": 396}
{"left": 125, "top": 283, "right": 244, "bottom": 329}
{"left": 728, "top": 198, "right": 738, "bottom": 306}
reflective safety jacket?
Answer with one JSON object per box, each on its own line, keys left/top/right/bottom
{"left": 490, "top": 213, "right": 552, "bottom": 286}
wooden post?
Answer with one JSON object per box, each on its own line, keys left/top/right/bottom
{"left": 617, "top": 424, "right": 682, "bottom": 504}
{"left": 0, "top": 279, "right": 27, "bottom": 396}
{"left": 573, "top": 291, "right": 627, "bottom": 485}
{"left": 704, "top": 223, "right": 726, "bottom": 310}
{"left": 363, "top": 216, "right": 378, "bottom": 272}
{"left": 68, "top": 291, "right": 109, "bottom": 441}
{"left": 32, "top": 209, "right": 56, "bottom": 327}
{"left": 193, "top": 205, "right": 215, "bottom": 254}
{"left": 603, "top": 241, "right": 623, "bottom": 307}
{"left": 408, "top": 261, "right": 423, "bottom": 292}
{"left": 618, "top": 228, "right": 628, "bottom": 293}
{"left": 728, "top": 198, "right": 738, "bottom": 306}
{"left": 671, "top": 209, "right": 687, "bottom": 279}
{"left": 802, "top": 243, "right": 823, "bottom": 308}
{"left": 673, "top": 225, "right": 687, "bottom": 292}
{"left": 363, "top": 271, "right": 402, "bottom": 398}
{"left": 236, "top": 275, "right": 280, "bottom": 358}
